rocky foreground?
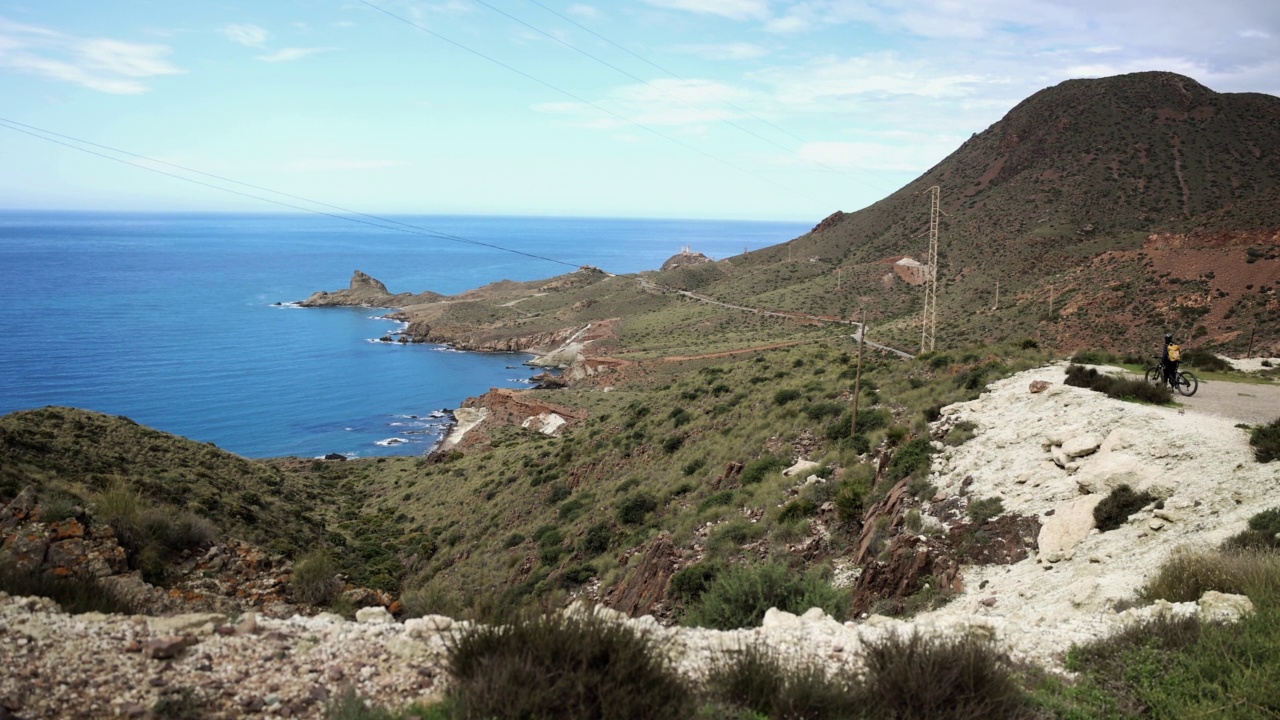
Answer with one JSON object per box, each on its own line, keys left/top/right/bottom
{"left": 2, "top": 363, "right": 1276, "bottom": 718}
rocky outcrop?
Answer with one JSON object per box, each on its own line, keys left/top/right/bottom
{"left": 0, "top": 490, "right": 391, "bottom": 619}
{"left": 399, "top": 321, "right": 584, "bottom": 356}
{"left": 298, "top": 271, "right": 443, "bottom": 308}
{"left": 809, "top": 210, "right": 848, "bottom": 235}
{"left": 602, "top": 534, "right": 680, "bottom": 618}
{"left": 660, "top": 247, "right": 712, "bottom": 271}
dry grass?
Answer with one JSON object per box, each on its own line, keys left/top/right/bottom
{"left": 1140, "top": 547, "right": 1280, "bottom": 604}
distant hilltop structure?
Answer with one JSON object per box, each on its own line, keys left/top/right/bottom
{"left": 660, "top": 246, "right": 713, "bottom": 271}
{"left": 885, "top": 256, "right": 927, "bottom": 286}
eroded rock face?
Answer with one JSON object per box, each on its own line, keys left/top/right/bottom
{"left": 603, "top": 534, "right": 680, "bottom": 618}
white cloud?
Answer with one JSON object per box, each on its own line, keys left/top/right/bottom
{"left": 756, "top": 54, "right": 986, "bottom": 106}
{"left": 532, "top": 78, "right": 750, "bottom": 129}
{"left": 222, "top": 23, "right": 269, "bottom": 47}
{"left": 256, "top": 47, "right": 336, "bottom": 62}
{"left": 0, "top": 17, "right": 183, "bottom": 94}
{"left": 566, "top": 4, "right": 601, "bottom": 19}
{"left": 673, "top": 42, "right": 769, "bottom": 60}
{"left": 1239, "top": 29, "right": 1270, "bottom": 39}
{"left": 641, "top": 0, "right": 770, "bottom": 21}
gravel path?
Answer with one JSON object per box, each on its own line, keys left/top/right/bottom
{"left": 1177, "top": 378, "right": 1280, "bottom": 426}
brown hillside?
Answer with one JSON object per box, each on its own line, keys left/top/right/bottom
{"left": 705, "top": 71, "right": 1280, "bottom": 354}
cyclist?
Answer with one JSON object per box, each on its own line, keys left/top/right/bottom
{"left": 1161, "top": 333, "right": 1181, "bottom": 387}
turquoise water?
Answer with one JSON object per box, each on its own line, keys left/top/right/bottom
{"left": 0, "top": 212, "right": 807, "bottom": 457}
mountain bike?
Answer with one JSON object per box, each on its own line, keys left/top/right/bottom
{"left": 1145, "top": 357, "right": 1198, "bottom": 396}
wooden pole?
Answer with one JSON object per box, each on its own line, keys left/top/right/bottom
{"left": 851, "top": 308, "right": 866, "bottom": 442}
{"left": 1247, "top": 326, "right": 1256, "bottom": 359}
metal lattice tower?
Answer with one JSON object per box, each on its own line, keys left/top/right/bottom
{"left": 921, "top": 186, "right": 940, "bottom": 353}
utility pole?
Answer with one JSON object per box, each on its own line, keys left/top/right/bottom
{"left": 993, "top": 280, "right": 999, "bottom": 311}
{"left": 1049, "top": 284, "right": 1054, "bottom": 318}
{"left": 837, "top": 267, "right": 842, "bottom": 291}
{"left": 851, "top": 308, "right": 866, "bottom": 441}
{"left": 920, "top": 185, "right": 940, "bottom": 353}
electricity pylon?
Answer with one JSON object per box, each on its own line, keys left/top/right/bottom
{"left": 921, "top": 185, "right": 940, "bottom": 353}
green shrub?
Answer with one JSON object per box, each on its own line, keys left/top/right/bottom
{"left": 741, "top": 455, "right": 787, "bottom": 485}
{"left": 668, "top": 407, "right": 692, "bottom": 427}
{"left": 860, "top": 632, "right": 1026, "bottom": 719}
{"left": 706, "top": 518, "right": 765, "bottom": 555}
{"left": 773, "top": 388, "right": 802, "bottom": 405}
{"left": 925, "top": 353, "right": 953, "bottom": 370}
{"left": 943, "top": 420, "right": 977, "bottom": 446}
{"left": 825, "top": 408, "right": 890, "bottom": 440}
{"left": 560, "top": 564, "right": 596, "bottom": 588}
{"left": 0, "top": 562, "right": 134, "bottom": 614}
{"left": 704, "top": 642, "right": 859, "bottom": 719}
{"left": 291, "top": 550, "right": 340, "bottom": 606}
{"left": 1065, "top": 364, "right": 1173, "bottom": 404}
{"left": 581, "top": 523, "right": 614, "bottom": 557}
{"left": 1070, "top": 349, "right": 1115, "bottom": 365}
{"left": 804, "top": 402, "right": 843, "bottom": 420}
{"left": 503, "top": 533, "right": 525, "bottom": 549}
{"left": 682, "top": 457, "right": 707, "bottom": 476}
{"left": 777, "top": 499, "right": 816, "bottom": 523}
{"left": 698, "top": 490, "right": 736, "bottom": 513}
{"left": 545, "top": 482, "right": 571, "bottom": 505}
{"left": 661, "top": 435, "right": 685, "bottom": 454}
{"left": 967, "top": 497, "right": 1004, "bottom": 525}
{"left": 887, "top": 437, "right": 934, "bottom": 482}
{"left": 1251, "top": 417, "right": 1280, "bottom": 463}
{"left": 670, "top": 561, "right": 721, "bottom": 603}
{"left": 1094, "top": 484, "right": 1157, "bottom": 532}
{"left": 682, "top": 562, "right": 848, "bottom": 630}
{"left": 444, "top": 612, "right": 693, "bottom": 720}
{"left": 36, "top": 492, "right": 80, "bottom": 523}
{"left": 1182, "top": 348, "right": 1230, "bottom": 372}
{"left": 616, "top": 493, "right": 658, "bottom": 525}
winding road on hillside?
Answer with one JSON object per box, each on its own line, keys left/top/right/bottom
{"left": 1178, "top": 379, "right": 1280, "bottom": 426}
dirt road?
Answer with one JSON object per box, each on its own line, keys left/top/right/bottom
{"left": 1178, "top": 378, "right": 1280, "bottom": 426}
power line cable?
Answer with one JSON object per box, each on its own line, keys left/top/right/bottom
{"left": 524, "top": 0, "right": 900, "bottom": 195}
{"left": 354, "top": 0, "right": 842, "bottom": 211}
{"left": 0, "top": 118, "right": 584, "bottom": 270}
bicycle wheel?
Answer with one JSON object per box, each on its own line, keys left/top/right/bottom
{"left": 1145, "top": 366, "right": 1162, "bottom": 385}
{"left": 1176, "top": 371, "right": 1198, "bottom": 396}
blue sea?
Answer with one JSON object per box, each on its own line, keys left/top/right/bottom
{"left": 0, "top": 212, "right": 808, "bottom": 458}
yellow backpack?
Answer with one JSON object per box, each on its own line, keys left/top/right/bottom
{"left": 1167, "top": 344, "right": 1181, "bottom": 361}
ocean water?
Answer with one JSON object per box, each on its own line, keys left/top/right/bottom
{"left": 0, "top": 212, "right": 808, "bottom": 458}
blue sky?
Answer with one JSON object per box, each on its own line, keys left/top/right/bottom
{"left": 0, "top": 1, "right": 1276, "bottom": 221}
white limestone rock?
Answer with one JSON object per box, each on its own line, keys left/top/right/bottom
{"left": 1198, "top": 591, "right": 1254, "bottom": 623}
{"left": 1038, "top": 494, "right": 1104, "bottom": 562}
{"left": 355, "top": 606, "right": 393, "bottom": 625}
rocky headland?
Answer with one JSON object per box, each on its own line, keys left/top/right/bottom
{"left": 297, "top": 271, "right": 443, "bottom": 309}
